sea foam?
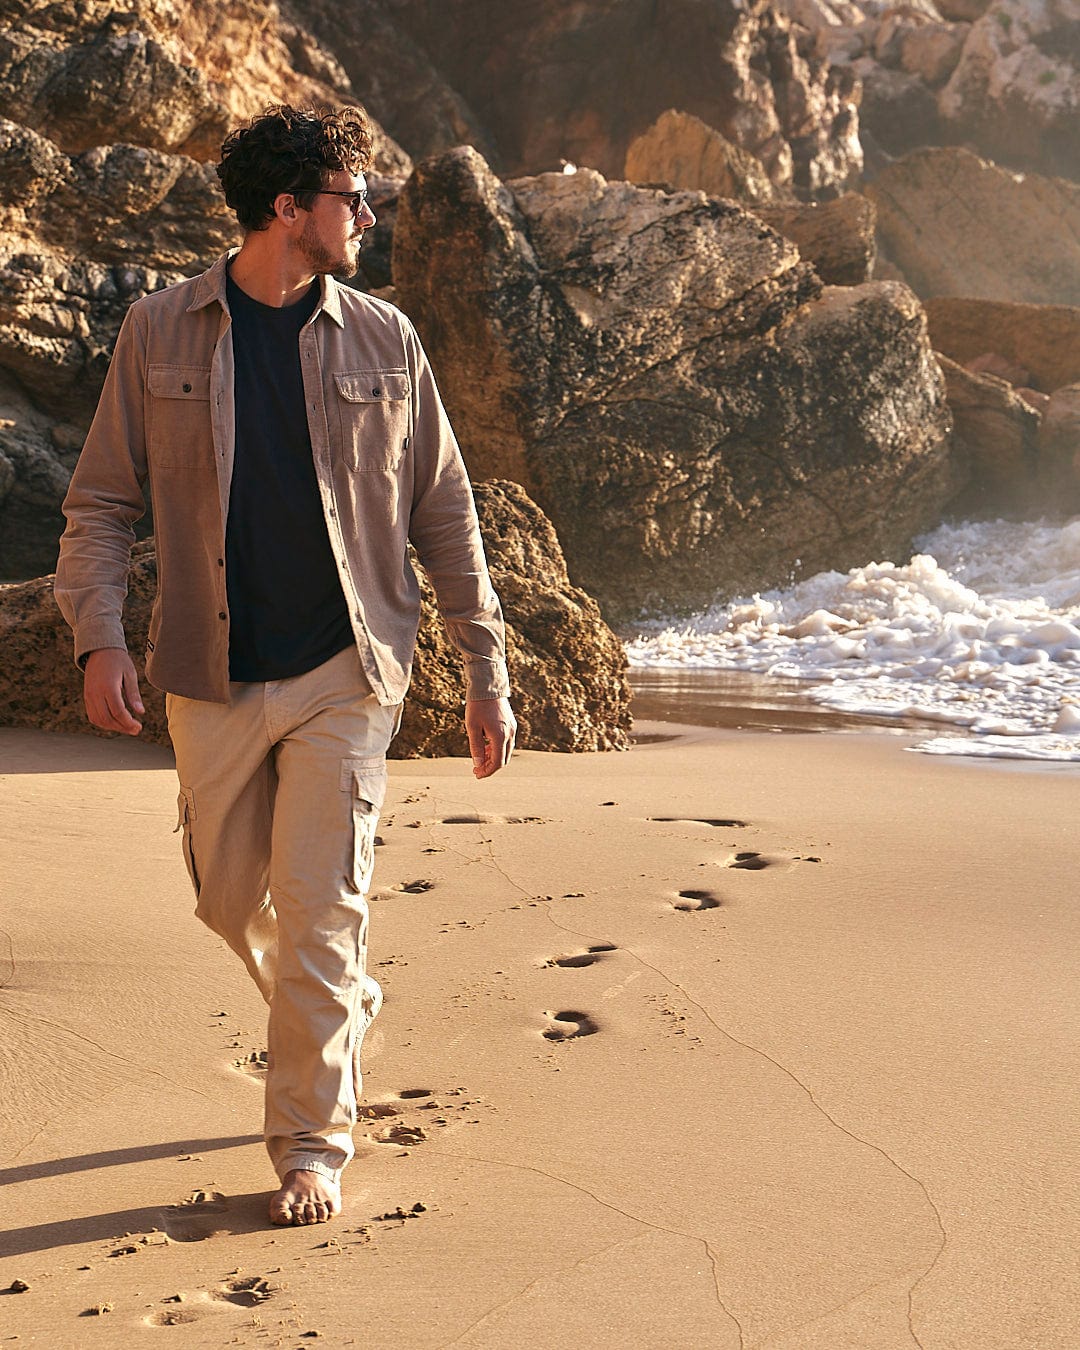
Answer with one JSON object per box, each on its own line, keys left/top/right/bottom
{"left": 625, "top": 517, "right": 1080, "bottom": 762}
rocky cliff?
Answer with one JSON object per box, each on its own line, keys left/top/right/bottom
{"left": 1, "top": 0, "right": 1076, "bottom": 610}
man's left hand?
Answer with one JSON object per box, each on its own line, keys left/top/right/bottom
{"left": 465, "top": 698, "right": 517, "bottom": 778}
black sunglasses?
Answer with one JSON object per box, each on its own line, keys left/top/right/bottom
{"left": 309, "top": 189, "right": 370, "bottom": 216}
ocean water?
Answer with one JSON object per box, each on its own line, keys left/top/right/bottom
{"left": 625, "top": 517, "right": 1080, "bottom": 762}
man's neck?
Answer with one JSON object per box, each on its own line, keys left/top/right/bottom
{"left": 228, "top": 236, "right": 319, "bottom": 309}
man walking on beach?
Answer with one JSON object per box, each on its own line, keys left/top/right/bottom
{"left": 54, "top": 105, "right": 516, "bottom": 1227}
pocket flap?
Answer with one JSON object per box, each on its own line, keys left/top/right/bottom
{"left": 340, "top": 755, "right": 388, "bottom": 810}
{"left": 335, "top": 370, "right": 410, "bottom": 403}
{"left": 149, "top": 365, "right": 211, "bottom": 399}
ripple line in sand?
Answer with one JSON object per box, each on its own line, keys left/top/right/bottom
{"left": 0, "top": 926, "right": 15, "bottom": 989}
{"left": 542, "top": 909, "right": 944, "bottom": 1350}
{"left": 430, "top": 1147, "right": 743, "bottom": 1349}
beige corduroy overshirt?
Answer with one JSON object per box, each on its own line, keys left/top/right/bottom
{"left": 54, "top": 252, "right": 510, "bottom": 707}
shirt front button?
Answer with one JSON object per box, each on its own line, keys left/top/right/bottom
{"left": 217, "top": 558, "right": 224, "bottom": 567}
{"left": 218, "top": 612, "right": 227, "bottom": 620}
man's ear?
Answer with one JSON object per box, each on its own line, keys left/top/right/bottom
{"left": 273, "top": 192, "right": 300, "bottom": 226}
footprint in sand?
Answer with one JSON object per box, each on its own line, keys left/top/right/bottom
{"left": 728, "top": 851, "right": 772, "bottom": 870}
{"left": 546, "top": 944, "right": 617, "bottom": 969}
{"left": 161, "top": 1190, "right": 229, "bottom": 1243}
{"left": 233, "top": 1048, "right": 268, "bottom": 1077}
{"left": 372, "top": 1122, "right": 429, "bottom": 1146}
{"left": 673, "top": 889, "right": 722, "bottom": 912}
{"left": 146, "top": 1307, "right": 202, "bottom": 1326}
{"left": 214, "top": 1275, "right": 277, "bottom": 1307}
{"left": 542, "top": 1010, "right": 600, "bottom": 1041}
{"left": 650, "top": 816, "right": 748, "bottom": 828}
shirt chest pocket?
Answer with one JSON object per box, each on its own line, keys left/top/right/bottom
{"left": 148, "top": 365, "right": 213, "bottom": 469}
{"left": 334, "top": 370, "right": 411, "bottom": 471}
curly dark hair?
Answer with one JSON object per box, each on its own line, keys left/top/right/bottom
{"left": 216, "top": 104, "right": 373, "bottom": 231}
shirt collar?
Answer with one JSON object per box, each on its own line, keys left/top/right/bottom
{"left": 187, "top": 250, "right": 346, "bottom": 328}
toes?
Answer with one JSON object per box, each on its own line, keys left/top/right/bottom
{"left": 269, "top": 1202, "right": 292, "bottom": 1226}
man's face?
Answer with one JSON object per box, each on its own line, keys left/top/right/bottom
{"left": 296, "top": 170, "right": 377, "bottom": 278}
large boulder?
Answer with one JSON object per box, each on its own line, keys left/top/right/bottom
{"left": 0, "top": 481, "right": 631, "bottom": 754}
{"left": 866, "top": 147, "right": 1080, "bottom": 304}
{"left": 394, "top": 147, "right": 958, "bottom": 619}
{"left": 938, "top": 0, "right": 1080, "bottom": 181}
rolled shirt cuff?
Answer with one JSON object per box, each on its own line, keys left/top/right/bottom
{"left": 72, "top": 617, "right": 128, "bottom": 670}
{"left": 463, "top": 658, "right": 511, "bottom": 702}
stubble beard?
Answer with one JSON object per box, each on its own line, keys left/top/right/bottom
{"left": 298, "top": 217, "right": 362, "bottom": 278}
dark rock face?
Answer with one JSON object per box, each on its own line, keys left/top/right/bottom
{"left": 394, "top": 147, "right": 957, "bottom": 619}
{"left": 0, "top": 483, "right": 632, "bottom": 753}
{"left": 301, "top": 0, "right": 863, "bottom": 197}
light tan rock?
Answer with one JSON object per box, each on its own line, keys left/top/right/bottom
{"left": 867, "top": 147, "right": 1080, "bottom": 305}
{"left": 938, "top": 0, "right": 1080, "bottom": 179}
{"left": 900, "top": 20, "right": 969, "bottom": 85}
{"left": 624, "top": 110, "right": 778, "bottom": 204}
{"left": 778, "top": 0, "right": 860, "bottom": 29}
{"left": 923, "top": 298, "right": 1080, "bottom": 396}
{"left": 0, "top": 0, "right": 410, "bottom": 171}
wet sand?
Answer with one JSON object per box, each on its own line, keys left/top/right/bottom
{"left": 1, "top": 722, "right": 1078, "bottom": 1348}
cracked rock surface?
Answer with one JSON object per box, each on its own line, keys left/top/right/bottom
{"left": 395, "top": 147, "right": 958, "bottom": 618}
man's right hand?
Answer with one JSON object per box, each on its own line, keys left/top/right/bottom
{"left": 83, "top": 648, "right": 145, "bottom": 736}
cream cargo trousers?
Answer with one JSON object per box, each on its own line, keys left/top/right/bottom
{"left": 166, "top": 644, "right": 400, "bottom": 1183}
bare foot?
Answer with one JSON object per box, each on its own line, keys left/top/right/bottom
{"left": 268, "top": 1169, "right": 342, "bottom": 1226}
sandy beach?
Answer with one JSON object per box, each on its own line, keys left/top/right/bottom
{"left": 2, "top": 720, "right": 1078, "bottom": 1349}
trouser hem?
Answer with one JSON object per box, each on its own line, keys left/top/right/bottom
{"left": 277, "top": 1155, "right": 342, "bottom": 1184}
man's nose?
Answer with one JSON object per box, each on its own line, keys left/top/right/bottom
{"left": 358, "top": 201, "right": 376, "bottom": 228}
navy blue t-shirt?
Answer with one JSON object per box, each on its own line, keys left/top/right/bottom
{"left": 224, "top": 271, "right": 353, "bottom": 681}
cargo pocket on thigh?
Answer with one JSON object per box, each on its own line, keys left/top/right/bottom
{"left": 340, "top": 757, "right": 388, "bottom": 894}
{"left": 174, "top": 787, "right": 201, "bottom": 896}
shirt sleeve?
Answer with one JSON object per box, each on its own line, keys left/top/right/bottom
{"left": 53, "top": 301, "right": 149, "bottom": 667}
{"left": 402, "top": 318, "right": 511, "bottom": 702}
